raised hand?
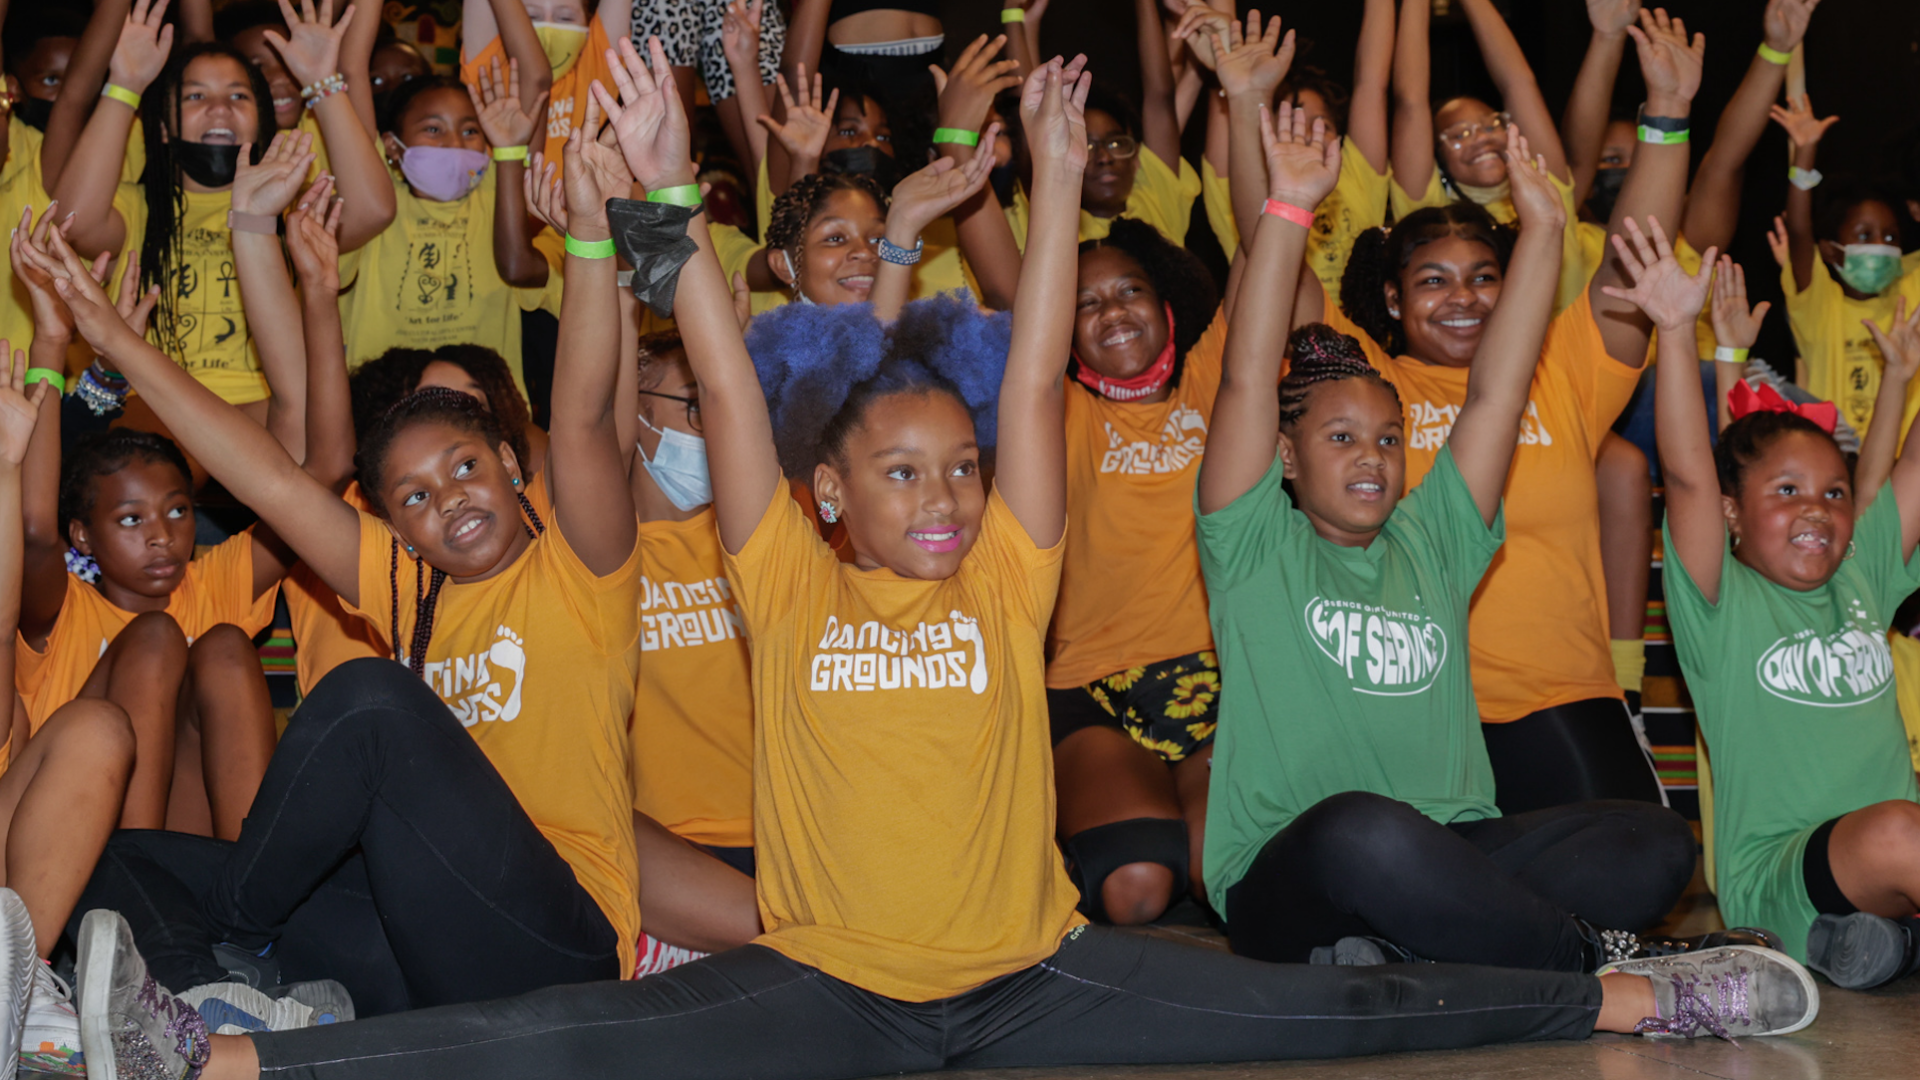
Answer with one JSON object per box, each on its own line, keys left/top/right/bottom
{"left": 933, "top": 35, "right": 1022, "bottom": 134}
{"left": 109, "top": 0, "right": 175, "bottom": 94}
{"left": 231, "top": 131, "right": 318, "bottom": 217}
{"left": 1503, "top": 125, "right": 1566, "bottom": 234}
{"left": 757, "top": 66, "right": 838, "bottom": 167}
{"left": 1020, "top": 55, "right": 1091, "bottom": 182}
{"left": 524, "top": 154, "right": 568, "bottom": 233}
{"left": 1206, "top": 10, "right": 1293, "bottom": 102}
{"left": 1628, "top": 7, "right": 1705, "bottom": 112}
{"left": 1766, "top": 214, "right": 1791, "bottom": 267}
{"left": 1709, "top": 255, "right": 1771, "bottom": 351}
{"left": 9, "top": 205, "right": 115, "bottom": 341}
{"left": 262, "top": 0, "right": 357, "bottom": 90}
{"left": 1259, "top": 100, "right": 1339, "bottom": 209}
{"left": 15, "top": 219, "right": 140, "bottom": 356}
{"left": 1768, "top": 93, "right": 1838, "bottom": 151}
{"left": 720, "top": 0, "right": 764, "bottom": 75}
{"left": 469, "top": 56, "right": 549, "bottom": 151}
{"left": 286, "top": 174, "right": 344, "bottom": 292}
{"left": 560, "top": 93, "right": 635, "bottom": 236}
{"left": 1600, "top": 217, "right": 1715, "bottom": 333}
{"left": 1864, "top": 298, "right": 1920, "bottom": 387}
{"left": 1586, "top": 0, "right": 1642, "bottom": 36}
{"left": 886, "top": 123, "right": 1004, "bottom": 235}
{"left": 595, "top": 37, "right": 696, "bottom": 192}
{"left": 113, "top": 254, "right": 162, "bottom": 340}
{"left": 1763, "top": 0, "right": 1820, "bottom": 54}
{"left": 0, "top": 344, "right": 47, "bottom": 469}
{"left": 1168, "top": 5, "right": 1231, "bottom": 71}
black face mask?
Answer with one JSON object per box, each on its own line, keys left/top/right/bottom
{"left": 821, "top": 146, "right": 901, "bottom": 194}
{"left": 1586, "top": 166, "right": 1628, "bottom": 224}
{"left": 173, "top": 140, "right": 265, "bottom": 188}
{"left": 14, "top": 96, "right": 52, "bottom": 133}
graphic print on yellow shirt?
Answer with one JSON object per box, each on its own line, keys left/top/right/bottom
{"left": 1048, "top": 310, "right": 1227, "bottom": 689}
{"left": 1782, "top": 256, "right": 1920, "bottom": 443}
{"left": 723, "top": 481, "right": 1084, "bottom": 1002}
{"left": 114, "top": 187, "right": 269, "bottom": 404}
{"left": 348, "top": 508, "right": 642, "bottom": 974}
{"left": 631, "top": 509, "right": 755, "bottom": 848}
{"left": 1322, "top": 291, "right": 1639, "bottom": 722}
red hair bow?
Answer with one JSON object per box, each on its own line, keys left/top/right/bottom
{"left": 1726, "top": 379, "right": 1837, "bottom": 434}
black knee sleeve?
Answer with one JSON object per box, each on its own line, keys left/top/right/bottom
{"left": 1063, "top": 818, "right": 1190, "bottom": 924}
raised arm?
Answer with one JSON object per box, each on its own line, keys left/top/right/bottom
{"left": 1679, "top": 0, "right": 1816, "bottom": 253}
{"left": 873, "top": 140, "right": 1000, "bottom": 321}
{"left": 1449, "top": 128, "right": 1565, "bottom": 523}
{"left": 41, "top": 0, "right": 131, "bottom": 189}
{"left": 1197, "top": 101, "right": 1337, "bottom": 516}
{"left": 1133, "top": 0, "right": 1181, "bottom": 166}
{"left": 993, "top": 56, "right": 1088, "bottom": 547}
{"left": 1562, "top": 0, "right": 1638, "bottom": 207}
{"left": 760, "top": 68, "right": 836, "bottom": 198}
{"left": 227, "top": 132, "right": 320, "bottom": 456}
{"left": 1859, "top": 304, "right": 1920, "bottom": 554}
{"left": 1604, "top": 218, "right": 1723, "bottom": 600}
{"left": 338, "top": 0, "right": 379, "bottom": 136}
{"left": 52, "top": 0, "right": 172, "bottom": 258}
{"left": 1458, "top": 0, "right": 1568, "bottom": 179}
{"left": 601, "top": 37, "right": 777, "bottom": 554}
{"left": 1348, "top": 0, "right": 1394, "bottom": 173}
{"left": 0, "top": 347, "right": 47, "bottom": 699}
{"left": 262, "top": 0, "right": 397, "bottom": 252}
{"left": 780, "top": 0, "right": 831, "bottom": 86}
{"left": 1587, "top": 7, "right": 1703, "bottom": 369}
{"left": 720, "top": 0, "right": 772, "bottom": 179}
{"left": 1004, "top": 0, "right": 1040, "bottom": 78}
{"left": 927, "top": 35, "right": 1024, "bottom": 310}
{"left": 1207, "top": 12, "right": 1292, "bottom": 250}
{"left": 1770, "top": 92, "right": 1837, "bottom": 294}
{"left": 471, "top": 57, "right": 552, "bottom": 288}
{"left": 467, "top": 0, "right": 553, "bottom": 110}
{"left": 285, "top": 174, "right": 357, "bottom": 491}
{"left": 177, "top": 0, "right": 212, "bottom": 41}
{"left": 1708, "top": 254, "right": 1770, "bottom": 434}
{"left": 1389, "top": 0, "right": 1434, "bottom": 200}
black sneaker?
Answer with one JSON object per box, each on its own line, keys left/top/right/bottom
{"left": 75, "top": 910, "right": 211, "bottom": 1080}
{"left": 1805, "top": 912, "right": 1920, "bottom": 990}
{"left": 1599, "top": 945, "right": 1819, "bottom": 1040}
{"left": 1309, "top": 936, "right": 1429, "bottom": 966}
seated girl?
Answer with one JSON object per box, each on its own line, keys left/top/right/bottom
{"left": 62, "top": 44, "right": 1821, "bottom": 1080}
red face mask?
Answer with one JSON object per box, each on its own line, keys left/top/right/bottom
{"left": 1074, "top": 303, "right": 1176, "bottom": 402}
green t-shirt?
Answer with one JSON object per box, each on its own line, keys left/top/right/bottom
{"left": 1197, "top": 446, "right": 1504, "bottom": 913}
{"left": 1663, "top": 486, "right": 1920, "bottom": 961}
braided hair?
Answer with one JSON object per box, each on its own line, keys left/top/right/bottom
{"left": 1715, "top": 411, "right": 1840, "bottom": 497}
{"left": 763, "top": 173, "right": 888, "bottom": 289}
{"left": 59, "top": 430, "right": 194, "bottom": 542}
{"left": 1076, "top": 219, "right": 1219, "bottom": 389}
{"left": 1276, "top": 66, "right": 1352, "bottom": 136}
{"left": 357, "top": 387, "right": 544, "bottom": 676}
{"left": 1278, "top": 323, "right": 1399, "bottom": 429}
{"left": 139, "top": 44, "right": 278, "bottom": 363}
{"left": 348, "top": 346, "right": 534, "bottom": 467}
{"left": 1338, "top": 203, "right": 1514, "bottom": 356}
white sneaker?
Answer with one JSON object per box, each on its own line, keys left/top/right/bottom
{"left": 19, "top": 962, "right": 82, "bottom": 1076}
{"left": 0, "top": 888, "right": 37, "bottom": 1080}
{"left": 176, "top": 979, "right": 352, "bottom": 1036}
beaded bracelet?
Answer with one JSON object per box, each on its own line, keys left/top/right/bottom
{"left": 301, "top": 73, "right": 348, "bottom": 109}
{"left": 877, "top": 237, "right": 924, "bottom": 266}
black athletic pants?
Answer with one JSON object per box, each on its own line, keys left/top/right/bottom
{"left": 252, "top": 927, "right": 1602, "bottom": 1078}
{"left": 73, "top": 658, "right": 619, "bottom": 1016}
{"left": 1482, "top": 697, "right": 1666, "bottom": 814}
{"left": 1224, "top": 791, "right": 1695, "bottom": 969}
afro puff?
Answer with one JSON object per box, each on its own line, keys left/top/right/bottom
{"left": 744, "top": 294, "right": 1012, "bottom": 479}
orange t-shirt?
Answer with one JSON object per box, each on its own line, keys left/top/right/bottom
{"left": 1047, "top": 310, "right": 1227, "bottom": 688}
{"left": 285, "top": 474, "right": 553, "bottom": 695}
{"left": 14, "top": 534, "right": 277, "bottom": 729}
{"left": 631, "top": 508, "right": 755, "bottom": 848}
{"left": 462, "top": 17, "right": 616, "bottom": 175}
{"left": 1322, "top": 291, "right": 1639, "bottom": 722}
{"left": 346, "top": 508, "right": 643, "bottom": 976}
{"left": 723, "top": 481, "right": 1084, "bottom": 1002}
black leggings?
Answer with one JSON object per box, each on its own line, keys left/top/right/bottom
{"left": 251, "top": 927, "right": 1601, "bottom": 1079}
{"left": 1481, "top": 697, "right": 1666, "bottom": 814}
{"left": 1224, "top": 791, "right": 1695, "bottom": 969}
{"left": 73, "top": 658, "right": 619, "bottom": 1015}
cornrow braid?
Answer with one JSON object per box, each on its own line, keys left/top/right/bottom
{"left": 1338, "top": 204, "right": 1513, "bottom": 356}
{"left": 1278, "top": 323, "right": 1399, "bottom": 428}
{"left": 763, "top": 173, "right": 887, "bottom": 273}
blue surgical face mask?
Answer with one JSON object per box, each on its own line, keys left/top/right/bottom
{"left": 637, "top": 414, "right": 712, "bottom": 512}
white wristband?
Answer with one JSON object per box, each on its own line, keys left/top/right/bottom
{"left": 1788, "top": 167, "right": 1822, "bottom": 192}
{"left": 1714, "top": 346, "right": 1750, "bottom": 364}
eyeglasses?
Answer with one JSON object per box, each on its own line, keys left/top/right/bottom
{"left": 1087, "top": 134, "right": 1139, "bottom": 160}
{"left": 1436, "top": 112, "right": 1512, "bottom": 150}
{"left": 637, "top": 390, "right": 701, "bottom": 433}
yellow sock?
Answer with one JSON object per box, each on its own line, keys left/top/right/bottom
{"left": 1611, "top": 638, "right": 1646, "bottom": 694}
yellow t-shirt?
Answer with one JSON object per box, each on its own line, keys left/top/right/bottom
{"left": 1576, "top": 224, "right": 1718, "bottom": 362}
{"left": 1323, "top": 290, "right": 1639, "bottom": 722}
{"left": 1393, "top": 169, "right": 1587, "bottom": 317}
{"left": 723, "top": 480, "right": 1083, "bottom": 1001}
{"left": 1006, "top": 146, "right": 1203, "bottom": 248}
{"left": 711, "top": 216, "right": 978, "bottom": 312}
{"left": 0, "top": 117, "right": 51, "bottom": 355}
{"left": 631, "top": 508, "right": 755, "bottom": 848}
{"left": 1047, "top": 310, "right": 1226, "bottom": 688}
{"left": 1783, "top": 256, "right": 1920, "bottom": 443}
{"left": 1201, "top": 140, "right": 1390, "bottom": 309}
{"left": 1889, "top": 631, "right": 1920, "bottom": 773}
{"left": 462, "top": 17, "right": 616, "bottom": 174}
{"left": 345, "top": 508, "right": 643, "bottom": 976}
{"left": 336, "top": 167, "right": 560, "bottom": 390}
{"left": 14, "top": 534, "right": 277, "bottom": 729}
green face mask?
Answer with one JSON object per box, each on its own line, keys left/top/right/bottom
{"left": 1837, "top": 243, "right": 1903, "bottom": 296}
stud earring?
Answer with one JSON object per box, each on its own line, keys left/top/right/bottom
{"left": 406, "top": 544, "right": 417, "bottom": 557}
{"left": 818, "top": 501, "right": 839, "bottom": 524}
{"left": 1730, "top": 532, "right": 1739, "bottom": 550}
{"left": 1387, "top": 307, "right": 1401, "bottom": 319}
{"left": 512, "top": 476, "right": 522, "bottom": 487}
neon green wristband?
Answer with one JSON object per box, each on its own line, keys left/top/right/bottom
{"left": 100, "top": 84, "right": 141, "bottom": 110}
{"left": 646, "top": 184, "right": 702, "bottom": 207}
{"left": 564, "top": 234, "right": 616, "bottom": 259}
{"left": 1757, "top": 42, "right": 1792, "bottom": 66}
{"left": 1637, "top": 125, "right": 1689, "bottom": 145}
{"left": 492, "top": 145, "right": 528, "bottom": 161}
{"left": 932, "top": 127, "right": 981, "bottom": 147}
{"left": 1001, "top": 7, "right": 1026, "bottom": 22}
{"left": 25, "top": 368, "right": 65, "bottom": 393}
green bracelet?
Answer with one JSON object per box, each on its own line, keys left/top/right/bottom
{"left": 1757, "top": 42, "right": 1792, "bottom": 66}
{"left": 1637, "top": 125, "right": 1689, "bottom": 145}
{"left": 25, "top": 368, "right": 65, "bottom": 393}
{"left": 564, "top": 234, "right": 616, "bottom": 259}
{"left": 491, "top": 145, "right": 529, "bottom": 161}
{"left": 1000, "top": 7, "right": 1026, "bottom": 22}
{"left": 646, "top": 184, "right": 702, "bottom": 207}
{"left": 932, "top": 127, "right": 981, "bottom": 147}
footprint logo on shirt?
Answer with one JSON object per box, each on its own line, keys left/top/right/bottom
{"left": 949, "top": 611, "right": 989, "bottom": 695}
{"left": 488, "top": 626, "right": 526, "bottom": 721}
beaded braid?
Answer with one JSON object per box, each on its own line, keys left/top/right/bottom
{"left": 388, "top": 493, "right": 543, "bottom": 676}
{"left": 763, "top": 173, "right": 888, "bottom": 272}
{"left": 1278, "top": 323, "right": 1400, "bottom": 428}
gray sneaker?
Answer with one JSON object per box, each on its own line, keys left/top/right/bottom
{"left": 1598, "top": 944, "right": 1819, "bottom": 1040}
{"left": 75, "top": 910, "right": 211, "bottom": 1080}
{"left": 0, "top": 888, "right": 39, "bottom": 1080}
{"left": 1805, "top": 912, "right": 1916, "bottom": 990}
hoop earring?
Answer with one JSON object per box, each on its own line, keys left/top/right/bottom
{"left": 1845, "top": 540, "right": 1857, "bottom": 560}
{"left": 818, "top": 500, "right": 839, "bottom": 524}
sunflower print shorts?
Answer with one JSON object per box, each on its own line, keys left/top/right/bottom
{"left": 1047, "top": 651, "right": 1220, "bottom": 762}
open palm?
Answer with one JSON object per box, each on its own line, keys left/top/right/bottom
{"left": 1601, "top": 217, "right": 1713, "bottom": 332}
{"left": 262, "top": 0, "right": 355, "bottom": 89}
{"left": 1865, "top": 300, "right": 1920, "bottom": 385}
{"left": 596, "top": 37, "right": 694, "bottom": 192}
{"left": 0, "top": 347, "right": 46, "bottom": 468}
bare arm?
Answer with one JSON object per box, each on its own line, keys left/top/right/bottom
{"left": 720, "top": 0, "right": 772, "bottom": 178}
{"left": 1562, "top": 1, "right": 1637, "bottom": 206}
{"left": 1458, "top": 0, "right": 1568, "bottom": 179}
{"left": 472, "top": 0, "right": 553, "bottom": 110}
{"left": 1004, "top": 0, "right": 1039, "bottom": 78}
{"left": 41, "top": 0, "right": 131, "bottom": 190}
{"left": 1389, "top": 0, "right": 1435, "bottom": 202}
{"left": 227, "top": 133, "right": 320, "bottom": 456}
{"left": 1207, "top": 13, "right": 1292, "bottom": 252}
{"left": 927, "top": 37, "right": 1025, "bottom": 312}
{"left": 780, "top": 0, "right": 832, "bottom": 86}
{"left": 339, "top": 0, "right": 381, "bottom": 145}
{"left": 0, "top": 353, "right": 43, "bottom": 702}
{"left": 176, "top": 0, "right": 212, "bottom": 41}
{"left": 1860, "top": 305, "right": 1920, "bottom": 555}
{"left": 1133, "top": 0, "right": 1181, "bottom": 167}
{"left": 874, "top": 135, "right": 1001, "bottom": 320}
{"left": 52, "top": 0, "right": 175, "bottom": 258}
{"left": 1348, "top": 0, "right": 1395, "bottom": 173}
{"left": 285, "top": 175, "right": 357, "bottom": 491}
{"left": 470, "top": 57, "right": 552, "bottom": 288}
{"left": 1771, "top": 93, "right": 1837, "bottom": 294}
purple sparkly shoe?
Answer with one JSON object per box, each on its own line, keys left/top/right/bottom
{"left": 1598, "top": 944, "right": 1819, "bottom": 1041}
{"left": 75, "top": 910, "right": 211, "bottom": 1080}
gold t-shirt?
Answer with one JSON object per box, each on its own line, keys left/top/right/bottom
{"left": 1006, "top": 145, "right": 1203, "bottom": 248}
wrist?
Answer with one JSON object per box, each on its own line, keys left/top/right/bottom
{"left": 1760, "top": 38, "right": 1794, "bottom": 60}
{"left": 566, "top": 217, "right": 612, "bottom": 242}
{"left": 643, "top": 168, "right": 699, "bottom": 195}
{"left": 1643, "top": 95, "right": 1691, "bottom": 120}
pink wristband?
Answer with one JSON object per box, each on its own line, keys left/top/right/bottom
{"left": 1262, "top": 199, "right": 1315, "bottom": 228}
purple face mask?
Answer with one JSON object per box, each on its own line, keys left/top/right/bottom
{"left": 395, "top": 142, "right": 490, "bottom": 201}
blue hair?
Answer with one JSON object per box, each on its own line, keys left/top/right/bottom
{"left": 744, "top": 294, "right": 1012, "bottom": 478}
